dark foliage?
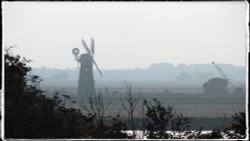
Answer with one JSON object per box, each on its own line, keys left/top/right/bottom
{"left": 231, "top": 112, "right": 246, "bottom": 136}
{"left": 92, "top": 115, "right": 129, "bottom": 139}
{"left": 4, "top": 49, "right": 130, "bottom": 139}
{"left": 187, "top": 112, "right": 246, "bottom": 139}
{"left": 143, "top": 98, "right": 191, "bottom": 139}
{"left": 225, "top": 112, "right": 246, "bottom": 139}
{"left": 5, "top": 49, "right": 95, "bottom": 138}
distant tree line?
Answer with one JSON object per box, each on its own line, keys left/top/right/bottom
{"left": 4, "top": 48, "right": 246, "bottom": 139}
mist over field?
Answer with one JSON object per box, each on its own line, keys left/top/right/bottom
{"left": 32, "top": 62, "right": 246, "bottom": 88}
{"left": 32, "top": 62, "right": 246, "bottom": 123}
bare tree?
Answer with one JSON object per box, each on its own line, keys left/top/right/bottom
{"left": 80, "top": 89, "right": 112, "bottom": 129}
{"left": 120, "top": 82, "right": 140, "bottom": 137}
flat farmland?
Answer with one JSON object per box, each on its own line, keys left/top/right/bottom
{"left": 43, "top": 87, "right": 246, "bottom": 130}
{"left": 69, "top": 92, "right": 246, "bottom": 117}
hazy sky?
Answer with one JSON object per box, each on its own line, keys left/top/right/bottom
{"left": 3, "top": 2, "right": 248, "bottom": 70}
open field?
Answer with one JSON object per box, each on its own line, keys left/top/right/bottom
{"left": 40, "top": 86, "right": 246, "bottom": 130}
{"left": 42, "top": 87, "right": 246, "bottom": 117}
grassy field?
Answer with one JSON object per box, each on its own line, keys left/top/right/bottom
{"left": 42, "top": 87, "right": 246, "bottom": 130}
{"left": 71, "top": 92, "right": 245, "bottom": 116}
{"left": 43, "top": 87, "right": 246, "bottom": 117}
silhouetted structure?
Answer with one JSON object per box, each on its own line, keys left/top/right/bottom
{"left": 212, "top": 61, "right": 245, "bottom": 94}
{"left": 78, "top": 53, "right": 95, "bottom": 95}
{"left": 203, "top": 77, "right": 229, "bottom": 95}
{"left": 72, "top": 38, "right": 102, "bottom": 96}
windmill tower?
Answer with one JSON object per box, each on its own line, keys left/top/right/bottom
{"left": 72, "top": 38, "right": 102, "bottom": 96}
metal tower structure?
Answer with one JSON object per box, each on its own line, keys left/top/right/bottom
{"left": 212, "top": 61, "right": 245, "bottom": 91}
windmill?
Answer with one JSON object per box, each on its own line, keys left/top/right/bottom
{"left": 72, "top": 38, "right": 102, "bottom": 96}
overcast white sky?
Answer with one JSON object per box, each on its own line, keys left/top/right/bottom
{"left": 3, "top": 2, "right": 248, "bottom": 70}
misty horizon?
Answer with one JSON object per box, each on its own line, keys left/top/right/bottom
{"left": 31, "top": 61, "right": 246, "bottom": 70}
{"left": 32, "top": 62, "right": 246, "bottom": 87}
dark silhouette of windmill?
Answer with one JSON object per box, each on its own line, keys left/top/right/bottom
{"left": 72, "top": 38, "right": 102, "bottom": 96}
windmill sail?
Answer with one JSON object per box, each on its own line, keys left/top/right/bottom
{"left": 91, "top": 37, "right": 95, "bottom": 55}
{"left": 92, "top": 59, "right": 102, "bottom": 76}
{"left": 81, "top": 39, "right": 91, "bottom": 54}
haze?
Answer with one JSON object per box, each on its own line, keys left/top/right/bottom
{"left": 3, "top": 2, "right": 247, "bottom": 69}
